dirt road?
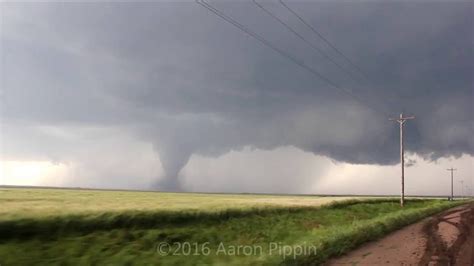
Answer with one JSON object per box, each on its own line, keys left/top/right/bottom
{"left": 326, "top": 202, "right": 474, "bottom": 265}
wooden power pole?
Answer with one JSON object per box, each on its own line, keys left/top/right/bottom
{"left": 390, "top": 113, "right": 415, "bottom": 207}
{"left": 447, "top": 168, "right": 456, "bottom": 200}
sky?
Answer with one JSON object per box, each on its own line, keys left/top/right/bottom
{"left": 0, "top": 1, "right": 473, "bottom": 196}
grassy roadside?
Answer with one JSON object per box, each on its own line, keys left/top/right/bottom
{"left": 288, "top": 199, "right": 468, "bottom": 265}
{"left": 0, "top": 198, "right": 467, "bottom": 265}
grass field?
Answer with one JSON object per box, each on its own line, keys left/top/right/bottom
{"left": 0, "top": 188, "right": 467, "bottom": 265}
{"left": 0, "top": 188, "right": 354, "bottom": 221}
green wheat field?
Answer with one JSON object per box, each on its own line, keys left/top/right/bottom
{"left": 0, "top": 187, "right": 466, "bottom": 265}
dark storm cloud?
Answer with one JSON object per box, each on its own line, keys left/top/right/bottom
{"left": 1, "top": 1, "right": 472, "bottom": 189}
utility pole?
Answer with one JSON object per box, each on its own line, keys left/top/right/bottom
{"left": 447, "top": 168, "right": 456, "bottom": 200}
{"left": 459, "top": 180, "right": 464, "bottom": 199}
{"left": 390, "top": 113, "right": 415, "bottom": 207}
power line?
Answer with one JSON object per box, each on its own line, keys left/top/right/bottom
{"left": 389, "top": 113, "right": 415, "bottom": 207}
{"left": 253, "top": 0, "right": 362, "bottom": 85}
{"left": 279, "top": 0, "right": 370, "bottom": 81}
{"left": 447, "top": 167, "right": 456, "bottom": 200}
{"left": 252, "top": 0, "right": 392, "bottom": 115}
{"left": 196, "top": 0, "right": 389, "bottom": 117}
{"left": 279, "top": 0, "right": 400, "bottom": 112}
{"left": 279, "top": 0, "right": 406, "bottom": 114}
